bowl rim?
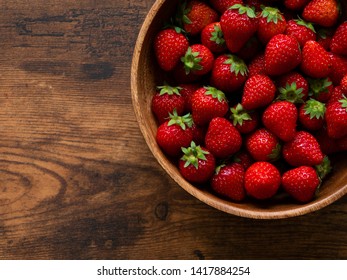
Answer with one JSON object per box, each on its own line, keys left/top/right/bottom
{"left": 131, "top": 0, "right": 347, "bottom": 219}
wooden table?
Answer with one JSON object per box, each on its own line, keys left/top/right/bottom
{"left": 0, "top": 0, "right": 346, "bottom": 260}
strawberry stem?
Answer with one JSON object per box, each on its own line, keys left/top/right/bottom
{"left": 230, "top": 103, "right": 252, "bottom": 126}
{"left": 181, "top": 47, "right": 203, "bottom": 75}
{"left": 303, "top": 99, "right": 326, "bottom": 119}
{"left": 167, "top": 109, "right": 193, "bottom": 130}
{"left": 261, "top": 6, "right": 284, "bottom": 24}
{"left": 181, "top": 141, "right": 209, "bottom": 169}
{"left": 230, "top": 4, "right": 256, "bottom": 18}
{"left": 224, "top": 54, "right": 248, "bottom": 76}
{"left": 277, "top": 82, "right": 304, "bottom": 104}
{"left": 204, "top": 86, "right": 227, "bottom": 103}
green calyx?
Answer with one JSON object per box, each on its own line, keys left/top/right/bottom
{"left": 157, "top": 84, "right": 182, "bottom": 96}
{"left": 303, "top": 99, "right": 326, "bottom": 119}
{"left": 211, "top": 24, "right": 225, "bottom": 45}
{"left": 260, "top": 6, "right": 284, "bottom": 24}
{"left": 168, "top": 109, "right": 193, "bottom": 130}
{"left": 181, "top": 47, "right": 203, "bottom": 75}
{"left": 277, "top": 82, "right": 304, "bottom": 104}
{"left": 230, "top": 4, "right": 256, "bottom": 18}
{"left": 204, "top": 86, "right": 227, "bottom": 103}
{"left": 181, "top": 141, "right": 209, "bottom": 169}
{"left": 224, "top": 54, "right": 249, "bottom": 76}
{"left": 294, "top": 17, "right": 316, "bottom": 33}
{"left": 268, "top": 143, "right": 282, "bottom": 162}
{"left": 339, "top": 95, "right": 347, "bottom": 111}
{"left": 230, "top": 103, "right": 252, "bottom": 126}
{"left": 215, "top": 164, "right": 226, "bottom": 175}
{"left": 315, "top": 156, "right": 332, "bottom": 181}
{"left": 308, "top": 78, "right": 332, "bottom": 99}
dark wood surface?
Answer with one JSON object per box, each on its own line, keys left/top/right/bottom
{"left": 0, "top": 0, "right": 346, "bottom": 260}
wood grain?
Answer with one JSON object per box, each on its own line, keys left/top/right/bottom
{"left": 0, "top": 0, "right": 346, "bottom": 260}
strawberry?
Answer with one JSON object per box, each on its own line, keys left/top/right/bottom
{"left": 211, "top": 163, "right": 246, "bottom": 201}
{"left": 241, "top": 74, "right": 276, "bottom": 110}
{"left": 181, "top": 0, "right": 219, "bottom": 36}
{"left": 178, "top": 83, "right": 201, "bottom": 112}
{"left": 284, "top": 0, "right": 310, "bottom": 10}
{"left": 264, "top": 34, "right": 302, "bottom": 76}
{"left": 257, "top": 6, "right": 287, "bottom": 44}
{"left": 201, "top": 22, "right": 227, "bottom": 53}
{"left": 191, "top": 86, "right": 229, "bottom": 126}
{"left": 210, "top": 0, "right": 244, "bottom": 14}
{"left": 285, "top": 18, "right": 316, "bottom": 48}
{"left": 298, "top": 99, "right": 326, "bottom": 131}
{"left": 220, "top": 4, "right": 258, "bottom": 53}
{"left": 205, "top": 117, "right": 242, "bottom": 158}
{"left": 232, "top": 149, "right": 254, "bottom": 170}
{"left": 282, "top": 131, "right": 324, "bottom": 166}
{"left": 282, "top": 166, "right": 320, "bottom": 203}
{"left": 151, "top": 84, "right": 185, "bottom": 123}
{"left": 276, "top": 71, "right": 309, "bottom": 102}
{"left": 246, "top": 128, "right": 281, "bottom": 162}
{"left": 308, "top": 77, "right": 333, "bottom": 103}
{"left": 156, "top": 111, "right": 194, "bottom": 157}
{"left": 179, "top": 141, "right": 216, "bottom": 183}
{"left": 154, "top": 28, "right": 189, "bottom": 72}
{"left": 330, "top": 22, "right": 347, "bottom": 56}
{"left": 325, "top": 95, "right": 347, "bottom": 139}
{"left": 181, "top": 44, "right": 214, "bottom": 76}
{"left": 262, "top": 101, "right": 298, "bottom": 142}
{"left": 329, "top": 53, "right": 347, "bottom": 86}
{"left": 244, "top": 161, "right": 281, "bottom": 200}
{"left": 210, "top": 54, "right": 248, "bottom": 94}
{"left": 300, "top": 40, "right": 332, "bottom": 79}
{"left": 341, "top": 75, "right": 347, "bottom": 93}
{"left": 248, "top": 54, "right": 266, "bottom": 77}
{"left": 302, "top": 0, "right": 339, "bottom": 28}
{"left": 230, "top": 103, "right": 259, "bottom": 134}
{"left": 328, "top": 86, "right": 344, "bottom": 104}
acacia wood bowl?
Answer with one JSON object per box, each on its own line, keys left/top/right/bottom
{"left": 131, "top": 0, "right": 347, "bottom": 219}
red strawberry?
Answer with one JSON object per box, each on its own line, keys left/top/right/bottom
{"left": 282, "top": 166, "right": 320, "bottom": 203}
{"left": 308, "top": 77, "right": 333, "bottom": 103}
{"left": 282, "top": 131, "right": 324, "bottom": 166}
{"left": 181, "top": 44, "right": 214, "bottom": 76}
{"left": 248, "top": 54, "right": 266, "bottom": 77}
{"left": 179, "top": 141, "right": 216, "bottom": 183}
{"left": 181, "top": 0, "right": 219, "bottom": 36}
{"left": 298, "top": 99, "right": 326, "bottom": 131}
{"left": 241, "top": 74, "right": 276, "bottom": 110}
{"left": 302, "top": 0, "right": 339, "bottom": 28}
{"left": 330, "top": 22, "right": 347, "bottom": 56}
{"left": 244, "top": 162, "right": 281, "bottom": 200}
{"left": 178, "top": 83, "right": 201, "bottom": 112}
{"left": 246, "top": 128, "right": 281, "bottom": 162}
{"left": 210, "top": 0, "right": 243, "bottom": 14}
{"left": 205, "top": 117, "right": 242, "bottom": 158}
{"left": 230, "top": 103, "right": 259, "bottom": 134}
{"left": 257, "top": 6, "right": 287, "bottom": 44}
{"left": 220, "top": 4, "right": 258, "bottom": 53}
{"left": 191, "top": 86, "right": 229, "bottom": 126}
{"left": 341, "top": 75, "right": 347, "bottom": 93}
{"left": 277, "top": 71, "right": 309, "bottom": 102}
{"left": 156, "top": 111, "right": 193, "bottom": 157}
{"left": 325, "top": 96, "right": 347, "bottom": 139}
{"left": 300, "top": 40, "right": 332, "bottom": 79}
{"left": 151, "top": 84, "right": 185, "bottom": 123}
{"left": 284, "top": 0, "right": 310, "bottom": 10}
{"left": 232, "top": 149, "right": 254, "bottom": 170}
{"left": 210, "top": 54, "right": 248, "bottom": 94}
{"left": 201, "top": 22, "right": 227, "bottom": 53}
{"left": 262, "top": 101, "right": 298, "bottom": 142}
{"left": 154, "top": 28, "right": 189, "bottom": 72}
{"left": 329, "top": 53, "right": 347, "bottom": 86}
{"left": 285, "top": 18, "right": 316, "bottom": 48}
{"left": 264, "top": 34, "right": 302, "bottom": 76}
{"left": 211, "top": 163, "right": 246, "bottom": 201}
{"left": 328, "top": 86, "right": 344, "bottom": 104}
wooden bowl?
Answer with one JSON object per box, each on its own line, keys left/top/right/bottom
{"left": 131, "top": 0, "right": 347, "bottom": 219}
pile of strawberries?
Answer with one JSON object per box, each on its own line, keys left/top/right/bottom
{"left": 151, "top": 0, "right": 347, "bottom": 203}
